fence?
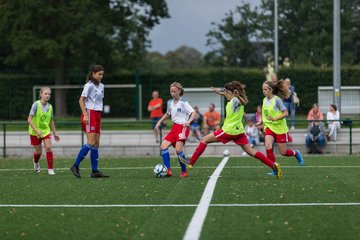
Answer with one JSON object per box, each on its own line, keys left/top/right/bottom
{"left": 0, "top": 119, "right": 357, "bottom": 158}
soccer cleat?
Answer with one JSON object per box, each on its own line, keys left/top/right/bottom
{"left": 272, "top": 162, "right": 282, "bottom": 179}
{"left": 33, "top": 159, "right": 41, "bottom": 173}
{"left": 266, "top": 170, "right": 276, "bottom": 176}
{"left": 70, "top": 165, "right": 81, "bottom": 178}
{"left": 48, "top": 169, "right": 55, "bottom": 175}
{"left": 178, "top": 156, "right": 193, "bottom": 169}
{"left": 295, "top": 150, "right": 305, "bottom": 166}
{"left": 180, "top": 171, "right": 188, "bottom": 178}
{"left": 91, "top": 171, "right": 109, "bottom": 178}
{"left": 166, "top": 168, "right": 173, "bottom": 177}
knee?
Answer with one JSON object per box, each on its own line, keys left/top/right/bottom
{"left": 44, "top": 146, "right": 52, "bottom": 152}
{"left": 35, "top": 149, "right": 42, "bottom": 155}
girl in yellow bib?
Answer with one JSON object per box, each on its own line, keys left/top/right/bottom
{"left": 28, "top": 87, "right": 60, "bottom": 175}
{"left": 180, "top": 81, "right": 282, "bottom": 179}
{"left": 257, "top": 80, "right": 304, "bottom": 175}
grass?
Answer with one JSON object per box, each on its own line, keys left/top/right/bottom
{"left": 0, "top": 156, "right": 360, "bottom": 240}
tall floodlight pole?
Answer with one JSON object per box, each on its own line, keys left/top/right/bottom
{"left": 333, "top": 0, "right": 341, "bottom": 112}
{"left": 274, "top": 0, "right": 279, "bottom": 73}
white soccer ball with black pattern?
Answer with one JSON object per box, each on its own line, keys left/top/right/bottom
{"left": 153, "top": 164, "right": 168, "bottom": 178}
{"left": 223, "top": 149, "right": 230, "bottom": 157}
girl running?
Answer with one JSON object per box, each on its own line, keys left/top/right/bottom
{"left": 154, "top": 82, "right": 196, "bottom": 177}
{"left": 257, "top": 80, "right": 304, "bottom": 175}
{"left": 28, "top": 87, "right": 60, "bottom": 175}
{"left": 180, "top": 81, "right": 282, "bottom": 179}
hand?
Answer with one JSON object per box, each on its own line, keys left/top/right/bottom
{"left": 183, "top": 121, "right": 190, "bottom": 127}
{"left": 266, "top": 116, "right": 275, "bottom": 121}
{"left": 36, "top": 130, "right": 43, "bottom": 139}
{"left": 54, "top": 135, "right": 60, "bottom": 142}
{"left": 83, "top": 114, "right": 89, "bottom": 123}
{"left": 211, "top": 87, "right": 225, "bottom": 96}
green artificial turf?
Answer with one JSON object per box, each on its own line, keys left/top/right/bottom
{"left": 0, "top": 156, "right": 359, "bottom": 240}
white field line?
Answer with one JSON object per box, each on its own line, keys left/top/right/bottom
{"left": 1, "top": 165, "right": 360, "bottom": 171}
{"left": 183, "top": 156, "right": 230, "bottom": 240}
{"left": 1, "top": 202, "right": 360, "bottom": 208}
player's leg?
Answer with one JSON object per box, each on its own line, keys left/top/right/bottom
{"left": 160, "top": 140, "right": 173, "bottom": 176}
{"left": 278, "top": 142, "right": 304, "bottom": 166}
{"left": 32, "top": 142, "right": 42, "bottom": 173}
{"left": 175, "top": 141, "right": 188, "bottom": 177}
{"left": 186, "top": 132, "right": 218, "bottom": 167}
{"left": 43, "top": 136, "right": 55, "bottom": 175}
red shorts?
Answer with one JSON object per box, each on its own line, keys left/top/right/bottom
{"left": 265, "top": 128, "right": 289, "bottom": 143}
{"left": 30, "top": 134, "right": 51, "bottom": 146}
{"left": 164, "top": 123, "right": 189, "bottom": 147}
{"left": 82, "top": 110, "right": 102, "bottom": 133}
{"left": 214, "top": 129, "right": 248, "bottom": 145}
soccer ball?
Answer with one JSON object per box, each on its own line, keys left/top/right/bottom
{"left": 153, "top": 164, "right": 168, "bottom": 178}
{"left": 223, "top": 149, "right": 230, "bottom": 157}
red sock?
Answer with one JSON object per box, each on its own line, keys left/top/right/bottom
{"left": 266, "top": 149, "right": 276, "bottom": 162}
{"left": 255, "top": 152, "right": 274, "bottom": 168}
{"left": 46, "top": 151, "right": 54, "bottom": 169}
{"left": 190, "top": 142, "right": 207, "bottom": 165}
{"left": 283, "top": 149, "right": 295, "bottom": 156}
{"left": 33, "top": 152, "right": 41, "bottom": 163}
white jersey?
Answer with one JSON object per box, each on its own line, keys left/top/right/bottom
{"left": 166, "top": 97, "right": 194, "bottom": 124}
{"left": 81, "top": 81, "right": 104, "bottom": 111}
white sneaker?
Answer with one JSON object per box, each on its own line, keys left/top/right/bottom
{"left": 290, "top": 126, "right": 295, "bottom": 130}
{"left": 242, "top": 152, "right": 248, "bottom": 157}
{"left": 33, "top": 159, "right": 41, "bottom": 173}
{"left": 48, "top": 169, "right": 55, "bottom": 175}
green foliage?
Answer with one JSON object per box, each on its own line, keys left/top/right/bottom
{"left": 205, "top": 4, "right": 265, "bottom": 67}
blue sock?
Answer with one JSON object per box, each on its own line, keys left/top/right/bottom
{"left": 74, "top": 144, "right": 92, "bottom": 167}
{"left": 161, "top": 149, "right": 170, "bottom": 169}
{"left": 177, "top": 151, "right": 187, "bottom": 172}
{"left": 90, "top": 147, "right": 99, "bottom": 172}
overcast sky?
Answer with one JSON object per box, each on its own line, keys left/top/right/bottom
{"left": 148, "top": 0, "right": 261, "bottom": 54}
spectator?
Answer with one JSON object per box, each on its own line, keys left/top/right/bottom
{"left": 245, "top": 119, "right": 259, "bottom": 147}
{"left": 326, "top": 104, "right": 341, "bottom": 141}
{"left": 148, "top": 90, "right": 165, "bottom": 143}
{"left": 203, "top": 103, "right": 221, "bottom": 135}
{"left": 188, "top": 106, "right": 203, "bottom": 142}
{"left": 255, "top": 105, "right": 264, "bottom": 142}
{"left": 307, "top": 103, "right": 324, "bottom": 123}
{"left": 306, "top": 115, "right": 326, "bottom": 154}
{"left": 283, "top": 78, "right": 296, "bottom": 130}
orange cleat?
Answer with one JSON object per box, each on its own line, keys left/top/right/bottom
{"left": 166, "top": 168, "right": 173, "bottom": 177}
{"left": 179, "top": 171, "right": 188, "bottom": 178}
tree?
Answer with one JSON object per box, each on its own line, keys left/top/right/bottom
{"left": 258, "top": 0, "right": 360, "bottom": 66}
{"left": 0, "top": 0, "right": 169, "bottom": 116}
{"left": 205, "top": 3, "right": 265, "bottom": 67}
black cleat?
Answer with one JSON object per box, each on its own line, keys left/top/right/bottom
{"left": 91, "top": 171, "right": 109, "bottom": 178}
{"left": 70, "top": 165, "right": 81, "bottom": 178}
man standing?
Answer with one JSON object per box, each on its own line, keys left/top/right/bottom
{"left": 148, "top": 90, "right": 164, "bottom": 143}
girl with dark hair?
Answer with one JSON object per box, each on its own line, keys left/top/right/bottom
{"left": 70, "top": 65, "right": 109, "bottom": 178}
{"left": 180, "top": 81, "right": 282, "bottom": 179}
{"left": 326, "top": 104, "right": 340, "bottom": 141}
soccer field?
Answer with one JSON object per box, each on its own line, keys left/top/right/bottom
{"left": 1, "top": 155, "right": 360, "bottom": 240}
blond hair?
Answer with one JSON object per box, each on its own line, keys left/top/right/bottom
{"left": 39, "top": 87, "right": 51, "bottom": 100}
{"left": 170, "top": 82, "right": 184, "bottom": 96}
{"left": 263, "top": 80, "right": 290, "bottom": 99}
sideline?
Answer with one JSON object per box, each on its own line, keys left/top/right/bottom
{"left": 1, "top": 202, "right": 360, "bottom": 208}
{"left": 1, "top": 165, "right": 360, "bottom": 172}
{"left": 183, "top": 156, "right": 230, "bottom": 240}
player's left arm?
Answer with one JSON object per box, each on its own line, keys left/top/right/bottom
{"left": 50, "top": 119, "right": 60, "bottom": 142}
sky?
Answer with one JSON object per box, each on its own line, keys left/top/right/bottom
{"left": 148, "top": 0, "right": 261, "bottom": 54}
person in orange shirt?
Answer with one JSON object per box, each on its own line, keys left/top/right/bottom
{"left": 307, "top": 103, "right": 324, "bottom": 123}
{"left": 148, "top": 90, "right": 165, "bottom": 143}
{"left": 203, "top": 103, "right": 221, "bottom": 135}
